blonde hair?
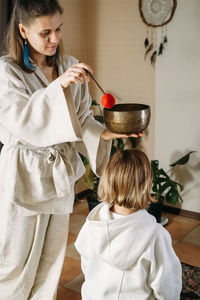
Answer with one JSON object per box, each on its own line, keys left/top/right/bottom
{"left": 98, "top": 149, "right": 156, "bottom": 210}
{"left": 4, "top": 0, "right": 64, "bottom": 73}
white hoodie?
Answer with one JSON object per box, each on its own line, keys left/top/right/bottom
{"left": 75, "top": 202, "right": 182, "bottom": 300}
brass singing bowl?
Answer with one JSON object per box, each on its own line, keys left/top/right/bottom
{"left": 103, "top": 103, "right": 151, "bottom": 134}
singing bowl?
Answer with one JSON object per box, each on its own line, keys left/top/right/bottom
{"left": 103, "top": 103, "right": 151, "bottom": 134}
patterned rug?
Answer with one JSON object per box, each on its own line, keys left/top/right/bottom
{"left": 181, "top": 262, "right": 200, "bottom": 300}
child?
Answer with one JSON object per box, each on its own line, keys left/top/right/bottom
{"left": 75, "top": 149, "right": 182, "bottom": 300}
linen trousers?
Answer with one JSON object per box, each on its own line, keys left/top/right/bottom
{"left": 0, "top": 202, "right": 69, "bottom": 300}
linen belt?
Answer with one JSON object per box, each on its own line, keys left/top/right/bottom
{"left": 11, "top": 144, "right": 73, "bottom": 199}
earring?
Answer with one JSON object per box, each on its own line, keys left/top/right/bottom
{"left": 24, "top": 40, "right": 35, "bottom": 69}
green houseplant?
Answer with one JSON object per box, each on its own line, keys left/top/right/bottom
{"left": 148, "top": 151, "right": 195, "bottom": 223}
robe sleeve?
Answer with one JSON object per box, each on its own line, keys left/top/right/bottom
{"left": 0, "top": 60, "right": 82, "bottom": 147}
{"left": 148, "top": 225, "right": 182, "bottom": 300}
{"left": 73, "top": 117, "right": 111, "bottom": 176}
{"left": 72, "top": 80, "right": 112, "bottom": 177}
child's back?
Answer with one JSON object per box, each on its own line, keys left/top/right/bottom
{"left": 75, "top": 149, "right": 182, "bottom": 299}
{"left": 75, "top": 202, "right": 182, "bottom": 300}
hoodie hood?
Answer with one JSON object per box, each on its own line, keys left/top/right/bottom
{"left": 75, "top": 202, "right": 157, "bottom": 271}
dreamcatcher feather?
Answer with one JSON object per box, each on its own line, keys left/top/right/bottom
{"left": 144, "top": 38, "right": 149, "bottom": 48}
{"left": 164, "top": 35, "right": 168, "bottom": 44}
{"left": 144, "top": 27, "right": 154, "bottom": 60}
{"left": 145, "top": 43, "right": 153, "bottom": 59}
{"left": 150, "top": 50, "right": 157, "bottom": 66}
{"left": 158, "top": 43, "right": 163, "bottom": 55}
{"left": 158, "top": 26, "right": 168, "bottom": 56}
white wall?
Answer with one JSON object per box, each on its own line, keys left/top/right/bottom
{"left": 155, "top": 0, "right": 200, "bottom": 212}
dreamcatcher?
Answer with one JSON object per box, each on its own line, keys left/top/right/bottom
{"left": 139, "top": 0, "right": 177, "bottom": 66}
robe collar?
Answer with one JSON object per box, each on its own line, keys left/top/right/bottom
{"left": 29, "top": 57, "right": 64, "bottom": 86}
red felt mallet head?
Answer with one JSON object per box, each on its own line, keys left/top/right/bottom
{"left": 83, "top": 68, "right": 116, "bottom": 109}
{"left": 101, "top": 93, "right": 115, "bottom": 109}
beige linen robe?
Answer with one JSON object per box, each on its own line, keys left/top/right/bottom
{"left": 0, "top": 55, "right": 111, "bottom": 299}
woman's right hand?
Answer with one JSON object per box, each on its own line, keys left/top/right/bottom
{"left": 59, "top": 62, "right": 93, "bottom": 89}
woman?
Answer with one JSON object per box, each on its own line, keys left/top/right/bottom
{"left": 0, "top": 0, "right": 142, "bottom": 299}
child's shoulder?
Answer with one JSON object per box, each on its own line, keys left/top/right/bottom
{"left": 154, "top": 223, "right": 172, "bottom": 246}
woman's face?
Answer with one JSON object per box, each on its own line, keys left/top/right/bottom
{"left": 19, "top": 12, "right": 62, "bottom": 58}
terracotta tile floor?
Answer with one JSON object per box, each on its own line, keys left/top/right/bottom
{"left": 56, "top": 200, "right": 200, "bottom": 299}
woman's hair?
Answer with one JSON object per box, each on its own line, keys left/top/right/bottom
{"left": 98, "top": 149, "right": 156, "bottom": 210}
{"left": 5, "top": 0, "right": 64, "bottom": 72}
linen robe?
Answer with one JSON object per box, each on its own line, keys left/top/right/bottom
{"left": 0, "top": 54, "right": 111, "bottom": 299}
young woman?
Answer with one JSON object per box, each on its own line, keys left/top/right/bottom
{"left": 75, "top": 149, "right": 182, "bottom": 300}
{"left": 0, "top": 0, "right": 142, "bottom": 299}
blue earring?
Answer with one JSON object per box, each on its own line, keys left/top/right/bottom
{"left": 24, "top": 40, "right": 35, "bottom": 69}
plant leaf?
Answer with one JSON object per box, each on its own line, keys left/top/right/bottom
{"left": 158, "top": 182, "right": 170, "bottom": 195}
{"left": 94, "top": 115, "right": 104, "bottom": 124}
{"left": 92, "top": 100, "right": 98, "bottom": 105}
{"left": 110, "top": 140, "right": 117, "bottom": 157}
{"left": 158, "top": 168, "right": 169, "bottom": 178}
{"left": 84, "top": 165, "right": 94, "bottom": 189}
{"left": 79, "top": 153, "right": 89, "bottom": 165}
{"left": 128, "top": 137, "right": 137, "bottom": 148}
{"left": 154, "top": 177, "right": 167, "bottom": 184}
{"left": 169, "top": 151, "right": 196, "bottom": 167}
{"left": 166, "top": 188, "right": 179, "bottom": 205}
{"left": 117, "top": 138, "right": 124, "bottom": 150}
{"left": 151, "top": 160, "right": 159, "bottom": 175}
{"left": 172, "top": 180, "right": 184, "bottom": 191}
{"left": 152, "top": 185, "right": 158, "bottom": 193}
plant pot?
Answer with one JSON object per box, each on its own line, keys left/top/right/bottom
{"left": 147, "top": 196, "right": 164, "bottom": 223}
{"left": 87, "top": 195, "right": 100, "bottom": 211}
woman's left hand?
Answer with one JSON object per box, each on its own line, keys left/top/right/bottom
{"left": 101, "top": 129, "right": 144, "bottom": 141}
